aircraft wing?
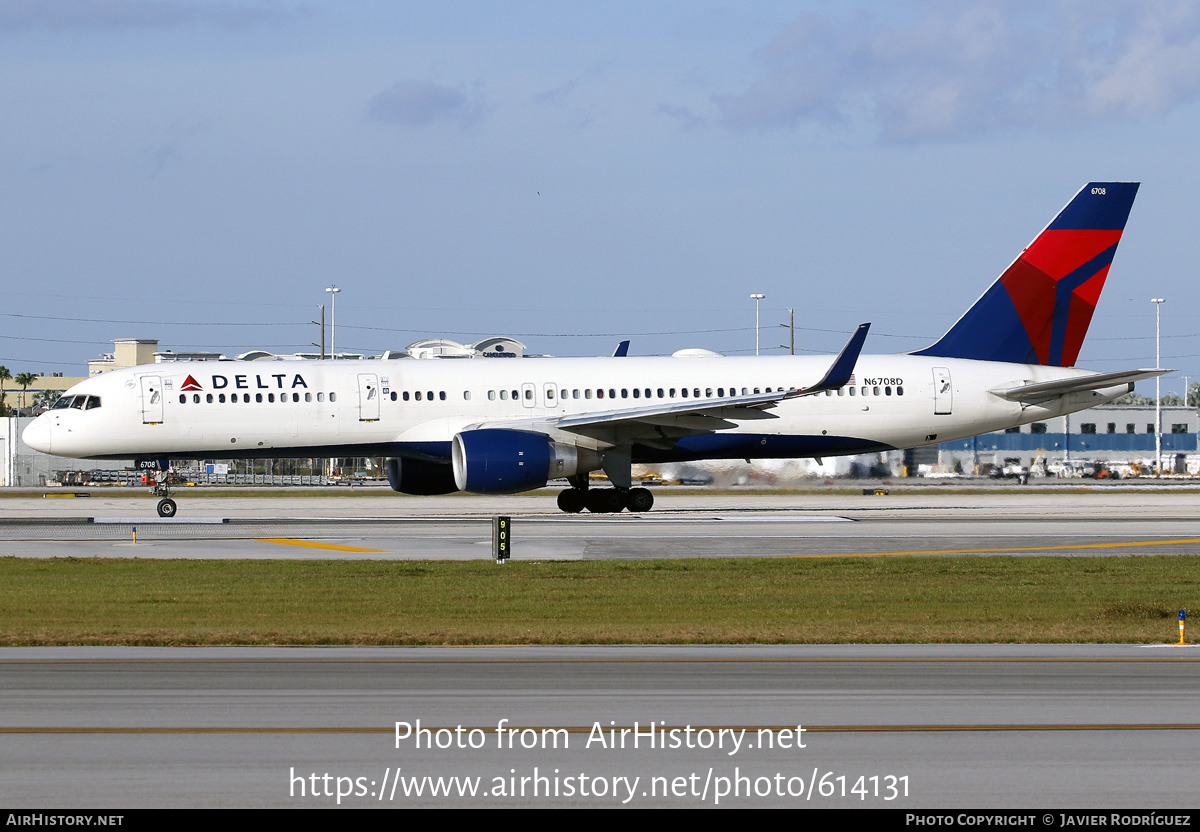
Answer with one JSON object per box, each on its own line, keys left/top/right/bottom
{"left": 467, "top": 324, "right": 869, "bottom": 447}
{"left": 466, "top": 388, "right": 797, "bottom": 447}
{"left": 989, "top": 368, "right": 1170, "bottom": 402}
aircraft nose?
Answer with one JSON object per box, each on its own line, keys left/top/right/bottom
{"left": 22, "top": 417, "right": 51, "bottom": 454}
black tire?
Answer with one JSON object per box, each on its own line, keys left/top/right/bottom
{"left": 557, "top": 489, "right": 585, "bottom": 513}
{"left": 624, "top": 487, "right": 654, "bottom": 513}
{"left": 157, "top": 498, "right": 177, "bottom": 518}
{"left": 586, "top": 489, "right": 624, "bottom": 513}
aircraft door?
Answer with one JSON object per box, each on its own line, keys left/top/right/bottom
{"left": 933, "top": 367, "right": 953, "bottom": 415}
{"left": 140, "top": 376, "right": 164, "bottom": 424}
{"left": 358, "top": 374, "right": 380, "bottom": 421}
{"left": 521, "top": 382, "right": 536, "bottom": 409}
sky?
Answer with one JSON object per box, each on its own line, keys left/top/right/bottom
{"left": 3, "top": 0, "right": 1200, "bottom": 398}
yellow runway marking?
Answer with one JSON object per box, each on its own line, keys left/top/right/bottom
{"left": 774, "top": 537, "right": 1200, "bottom": 559}
{"left": 255, "top": 538, "right": 387, "bottom": 553}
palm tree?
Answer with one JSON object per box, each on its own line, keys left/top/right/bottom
{"left": 14, "top": 372, "right": 36, "bottom": 415}
{"left": 0, "top": 366, "right": 10, "bottom": 416}
{"left": 32, "top": 389, "right": 62, "bottom": 414}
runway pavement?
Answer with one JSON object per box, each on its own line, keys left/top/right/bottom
{"left": 2, "top": 644, "right": 1198, "bottom": 808}
{"left": 1, "top": 487, "right": 1198, "bottom": 560}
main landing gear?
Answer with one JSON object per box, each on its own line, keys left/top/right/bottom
{"left": 556, "top": 486, "right": 654, "bottom": 514}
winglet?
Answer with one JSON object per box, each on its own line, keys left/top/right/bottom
{"left": 612, "top": 340, "right": 630, "bottom": 357}
{"left": 800, "top": 323, "right": 870, "bottom": 395}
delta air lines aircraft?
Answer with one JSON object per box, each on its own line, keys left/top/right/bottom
{"left": 23, "top": 182, "right": 1163, "bottom": 516}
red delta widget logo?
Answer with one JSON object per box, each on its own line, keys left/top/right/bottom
{"left": 178, "top": 373, "right": 310, "bottom": 391}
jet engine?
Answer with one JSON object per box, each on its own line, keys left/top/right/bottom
{"left": 385, "top": 457, "right": 459, "bottom": 495}
{"left": 451, "top": 429, "right": 601, "bottom": 494}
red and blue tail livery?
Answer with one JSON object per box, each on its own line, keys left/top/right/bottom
{"left": 915, "top": 182, "right": 1139, "bottom": 367}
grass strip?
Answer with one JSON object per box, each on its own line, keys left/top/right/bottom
{"left": 0, "top": 555, "right": 1196, "bottom": 646}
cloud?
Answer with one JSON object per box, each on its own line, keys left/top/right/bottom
{"left": 657, "top": 103, "right": 706, "bottom": 132}
{"left": 532, "top": 77, "right": 579, "bottom": 108}
{"left": 148, "top": 120, "right": 209, "bottom": 177}
{"left": 714, "top": 0, "right": 1200, "bottom": 142}
{"left": 368, "top": 80, "right": 485, "bottom": 129}
{"left": 0, "top": 0, "right": 294, "bottom": 32}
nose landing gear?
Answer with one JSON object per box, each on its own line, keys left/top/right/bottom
{"left": 149, "top": 468, "right": 178, "bottom": 518}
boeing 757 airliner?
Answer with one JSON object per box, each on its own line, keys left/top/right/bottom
{"left": 23, "top": 182, "right": 1163, "bottom": 516}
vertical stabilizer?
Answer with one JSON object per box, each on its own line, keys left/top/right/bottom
{"left": 914, "top": 182, "right": 1139, "bottom": 366}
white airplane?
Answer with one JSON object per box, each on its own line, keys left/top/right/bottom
{"left": 24, "top": 182, "right": 1164, "bottom": 517}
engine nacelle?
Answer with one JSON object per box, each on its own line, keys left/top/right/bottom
{"left": 385, "top": 457, "right": 459, "bottom": 495}
{"left": 451, "top": 429, "right": 601, "bottom": 494}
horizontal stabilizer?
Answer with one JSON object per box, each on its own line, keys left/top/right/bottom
{"left": 989, "top": 368, "right": 1170, "bottom": 402}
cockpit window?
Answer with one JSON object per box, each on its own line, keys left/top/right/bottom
{"left": 49, "top": 395, "right": 100, "bottom": 411}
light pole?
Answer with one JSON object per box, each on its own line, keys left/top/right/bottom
{"left": 326, "top": 285, "right": 341, "bottom": 360}
{"left": 750, "top": 293, "right": 765, "bottom": 355}
{"left": 1152, "top": 297, "right": 1165, "bottom": 476}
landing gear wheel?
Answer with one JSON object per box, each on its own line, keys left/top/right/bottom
{"left": 586, "top": 489, "right": 625, "bottom": 514}
{"left": 156, "top": 498, "right": 177, "bottom": 518}
{"left": 557, "top": 489, "right": 586, "bottom": 513}
{"left": 624, "top": 487, "right": 654, "bottom": 513}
